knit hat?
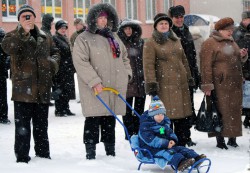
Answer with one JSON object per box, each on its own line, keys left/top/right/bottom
{"left": 214, "top": 17, "right": 234, "bottom": 31}
{"left": 148, "top": 96, "right": 166, "bottom": 117}
{"left": 98, "top": 11, "right": 108, "bottom": 18}
{"left": 242, "top": 11, "right": 250, "bottom": 19}
{"left": 74, "top": 18, "right": 84, "bottom": 25}
{"left": 168, "top": 5, "right": 185, "bottom": 18}
{"left": 17, "top": 4, "right": 36, "bottom": 21}
{"left": 154, "top": 13, "right": 173, "bottom": 29}
{"left": 55, "top": 20, "right": 68, "bottom": 30}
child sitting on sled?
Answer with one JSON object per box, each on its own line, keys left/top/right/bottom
{"left": 138, "top": 96, "right": 206, "bottom": 171}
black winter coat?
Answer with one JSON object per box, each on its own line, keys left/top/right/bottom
{"left": 172, "top": 24, "right": 200, "bottom": 89}
{"left": 52, "top": 32, "right": 76, "bottom": 100}
{"left": 0, "top": 36, "right": 9, "bottom": 79}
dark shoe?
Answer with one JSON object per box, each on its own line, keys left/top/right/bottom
{"left": 194, "top": 154, "right": 207, "bottom": 168}
{"left": 36, "top": 155, "right": 51, "bottom": 159}
{"left": 55, "top": 113, "right": 67, "bottom": 117}
{"left": 104, "top": 143, "right": 115, "bottom": 156}
{"left": 186, "top": 138, "right": 196, "bottom": 147}
{"left": 178, "top": 158, "right": 195, "bottom": 172}
{"left": 227, "top": 137, "right": 239, "bottom": 148}
{"left": 65, "top": 110, "right": 75, "bottom": 116}
{"left": 0, "top": 119, "right": 11, "bottom": 124}
{"left": 216, "top": 136, "right": 228, "bottom": 150}
{"left": 243, "top": 116, "right": 250, "bottom": 128}
{"left": 16, "top": 156, "right": 31, "bottom": 163}
{"left": 85, "top": 144, "right": 96, "bottom": 160}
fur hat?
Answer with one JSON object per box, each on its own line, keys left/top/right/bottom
{"left": 154, "top": 13, "right": 173, "bottom": 29}
{"left": 55, "top": 20, "right": 68, "bottom": 30}
{"left": 74, "top": 18, "right": 84, "bottom": 26}
{"left": 242, "top": 11, "right": 250, "bottom": 20}
{"left": 168, "top": 5, "right": 185, "bottom": 18}
{"left": 148, "top": 96, "right": 166, "bottom": 117}
{"left": 214, "top": 17, "right": 234, "bottom": 31}
{"left": 17, "top": 4, "right": 36, "bottom": 21}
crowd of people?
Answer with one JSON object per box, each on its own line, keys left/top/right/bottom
{"left": 0, "top": 2, "right": 248, "bottom": 171}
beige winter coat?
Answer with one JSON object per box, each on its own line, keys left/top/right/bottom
{"left": 143, "top": 30, "right": 193, "bottom": 119}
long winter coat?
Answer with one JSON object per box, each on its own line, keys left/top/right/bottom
{"left": 139, "top": 111, "right": 178, "bottom": 157}
{"left": 118, "top": 20, "right": 145, "bottom": 98}
{"left": 73, "top": 3, "right": 132, "bottom": 117}
{"left": 200, "top": 30, "right": 247, "bottom": 137}
{"left": 2, "top": 24, "right": 60, "bottom": 103}
{"left": 172, "top": 24, "right": 200, "bottom": 89}
{"left": 53, "top": 32, "right": 75, "bottom": 100}
{"left": 0, "top": 31, "right": 9, "bottom": 79}
{"left": 143, "top": 30, "right": 193, "bottom": 119}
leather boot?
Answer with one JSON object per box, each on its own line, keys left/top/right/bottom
{"left": 85, "top": 144, "right": 96, "bottom": 160}
{"left": 243, "top": 116, "right": 250, "bottom": 128}
{"left": 216, "top": 135, "right": 228, "bottom": 150}
{"left": 227, "top": 137, "right": 239, "bottom": 147}
{"left": 104, "top": 143, "right": 115, "bottom": 156}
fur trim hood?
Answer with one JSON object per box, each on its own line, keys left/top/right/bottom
{"left": 86, "top": 3, "right": 119, "bottom": 33}
{"left": 118, "top": 19, "right": 142, "bottom": 41}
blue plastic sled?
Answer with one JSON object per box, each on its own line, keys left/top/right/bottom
{"left": 95, "top": 87, "right": 211, "bottom": 173}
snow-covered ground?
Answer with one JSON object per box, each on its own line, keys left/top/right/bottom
{"left": 0, "top": 75, "right": 249, "bottom": 173}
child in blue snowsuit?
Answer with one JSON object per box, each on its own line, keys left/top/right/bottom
{"left": 138, "top": 96, "right": 206, "bottom": 171}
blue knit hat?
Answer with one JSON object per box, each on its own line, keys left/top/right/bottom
{"left": 148, "top": 96, "right": 166, "bottom": 117}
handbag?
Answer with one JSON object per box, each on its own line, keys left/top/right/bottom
{"left": 242, "top": 80, "right": 250, "bottom": 109}
{"left": 195, "top": 95, "right": 222, "bottom": 133}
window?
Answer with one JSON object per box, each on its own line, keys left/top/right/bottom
{"left": 163, "top": 0, "right": 172, "bottom": 12}
{"left": 102, "top": 0, "right": 116, "bottom": 7}
{"left": 2, "top": 0, "right": 27, "bottom": 18}
{"left": 41, "top": 0, "right": 62, "bottom": 19}
{"left": 126, "top": 0, "right": 137, "bottom": 19}
{"left": 243, "top": 0, "right": 250, "bottom": 11}
{"left": 146, "top": 0, "right": 156, "bottom": 21}
{"left": 74, "top": 0, "right": 91, "bottom": 20}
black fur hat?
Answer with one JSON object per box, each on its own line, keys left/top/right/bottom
{"left": 168, "top": 5, "right": 185, "bottom": 18}
{"left": 153, "top": 13, "right": 173, "bottom": 29}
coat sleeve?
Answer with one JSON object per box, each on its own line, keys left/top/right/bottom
{"left": 119, "top": 37, "right": 132, "bottom": 78}
{"left": 72, "top": 35, "right": 102, "bottom": 88}
{"left": 200, "top": 39, "right": 215, "bottom": 91}
{"left": 143, "top": 39, "right": 159, "bottom": 94}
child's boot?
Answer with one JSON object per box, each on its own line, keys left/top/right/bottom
{"left": 177, "top": 158, "right": 195, "bottom": 172}
{"left": 194, "top": 154, "right": 207, "bottom": 167}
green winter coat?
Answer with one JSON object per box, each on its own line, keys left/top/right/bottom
{"left": 143, "top": 30, "right": 193, "bottom": 119}
{"left": 2, "top": 24, "right": 60, "bottom": 103}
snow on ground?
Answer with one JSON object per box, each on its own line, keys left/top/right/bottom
{"left": 0, "top": 76, "right": 249, "bottom": 173}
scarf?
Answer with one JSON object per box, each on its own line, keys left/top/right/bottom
{"left": 96, "top": 27, "right": 120, "bottom": 58}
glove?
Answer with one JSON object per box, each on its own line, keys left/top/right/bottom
{"left": 51, "top": 89, "right": 62, "bottom": 100}
{"left": 48, "top": 57, "right": 59, "bottom": 74}
{"left": 188, "top": 78, "right": 195, "bottom": 87}
{"left": 148, "top": 91, "right": 157, "bottom": 97}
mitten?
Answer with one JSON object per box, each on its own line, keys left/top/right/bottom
{"left": 51, "top": 89, "right": 62, "bottom": 100}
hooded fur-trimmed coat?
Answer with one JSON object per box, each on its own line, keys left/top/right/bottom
{"left": 118, "top": 19, "right": 145, "bottom": 98}
{"left": 200, "top": 30, "right": 247, "bottom": 137}
{"left": 73, "top": 3, "right": 132, "bottom": 117}
{"left": 143, "top": 30, "right": 193, "bottom": 119}
{"left": 2, "top": 24, "right": 60, "bottom": 103}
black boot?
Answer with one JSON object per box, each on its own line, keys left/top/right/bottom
{"left": 85, "top": 144, "right": 96, "bottom": 160}
{"left": 216, "top": 136, "right": 228, "bottom": 150}
{"left": 243, "top": 116, "right": 250, "bottom": 128}
{"left": 104, "top": 143, "right": 115, "bottom": 156}
{"left": 227, "top": 137, "right": 239, "bottom": 147}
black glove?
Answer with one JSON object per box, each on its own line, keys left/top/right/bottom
{"left": 148, "top": 91, "right": 157, "bottom": 97}
{"left": 51, "top": 89, "right": 62, "bottom": 100}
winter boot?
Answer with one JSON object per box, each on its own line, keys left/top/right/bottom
{"left": 227, "top": 137, "right": 239, "bottom": 148}
{"left": 194, "top": 154, "right": 207, "bottom": 168}
{"left": 177, "top": 158, "right": 195, "bottom": 172}
{"left": 85, "top": 144, "right": 96, "bottom": 160}
{"left": 216, "top": 136, "right": 228, "bottom": 150}
{"left": 104, "top": 143, "right": 115, "bottom": 156}
{"left": 243, "top": 116, "right": 250, "bottom": 128}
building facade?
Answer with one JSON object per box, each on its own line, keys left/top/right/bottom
{"left": 0, "top": 0, "right": 192, "bottom": 38}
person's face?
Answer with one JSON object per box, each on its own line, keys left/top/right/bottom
{"left": 19, "top": 11, "right": 35, "bottom": 29}
{"left": 154, "top": 114, "right": 165, "bottom": 123}
{"left": 124, "top": 26, "right": 133, "bottom": 37}
{"left": 97, "top": 16, "right": 108, "bottom": 29}
{"left": 75, "top": 23, "right": 84, "bottom": 31}
{"left": 242, "top": 18, "right": 250, "bottom": 27}
{"left": 156, "top": 20, "right": 170, "bottom": 33}
{"left": 219, "top": 28, "right": 234, "bottom": 39}
{"left": 57, "top": 26, "right": 67, "bottom": 35}
{"left": 172, "top": 15, "right": 184, "bottom": 28}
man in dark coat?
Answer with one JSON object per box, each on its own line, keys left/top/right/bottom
{"left": 233, "top": 11, "right": 250, "bottom": 128}
{"left": 2, "top": 4, "right": 60, "bottom": 163}
{"left": 0, "top": 27, "right": 11, "bottom": 124}
{"left": 169, "top": 5, "right": 200, "bottom": 147}
{"left": 70, "top": 18, "right": 86, "bottom": 47}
